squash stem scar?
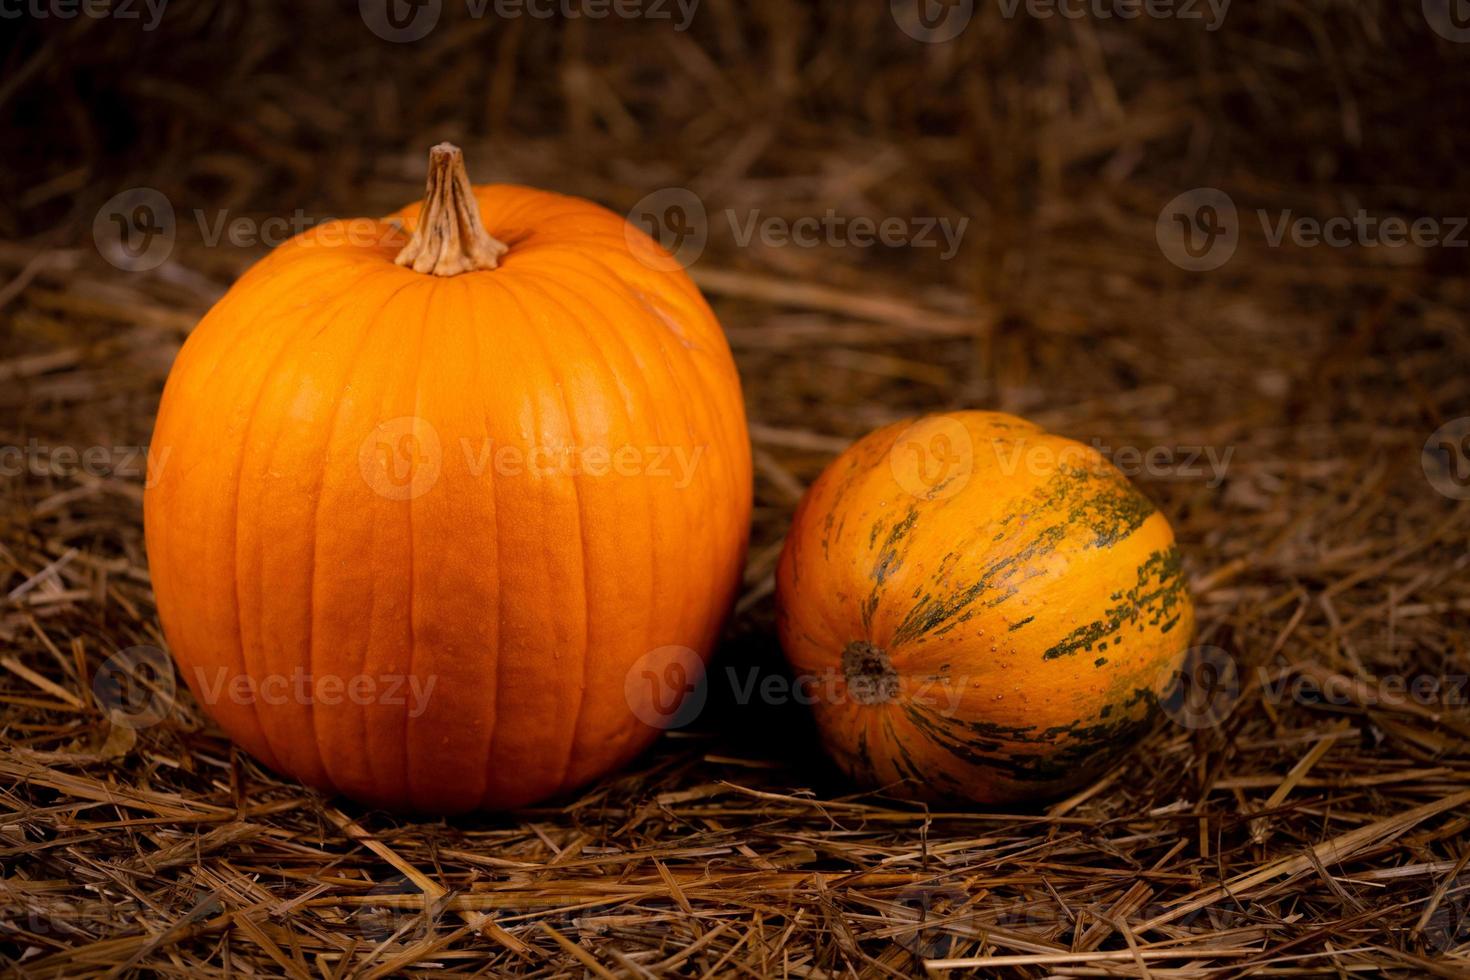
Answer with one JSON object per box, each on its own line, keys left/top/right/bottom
{"left": 842, "top": 641, "right": 899, "bottom": 706}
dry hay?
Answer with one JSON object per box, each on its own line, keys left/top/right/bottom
{"left": 2, "top": 1, "right": 1469, "bottom": 976}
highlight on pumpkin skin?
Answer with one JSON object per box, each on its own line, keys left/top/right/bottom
{"left": 775, "top": 410, "right": 1194, "bottom": 806}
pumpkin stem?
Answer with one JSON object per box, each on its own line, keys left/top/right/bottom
{"left": 395, "top": 142, "right": 508, "bottom": 276}
{"left": 842, "top": 641, "right": 899, "bottom": 706}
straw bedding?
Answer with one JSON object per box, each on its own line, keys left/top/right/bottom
{"left": 2, "top": 2, "right": 1468, "bottom": 975}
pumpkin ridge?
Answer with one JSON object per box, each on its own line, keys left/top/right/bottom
{"left": 299, "top": 279, "right": 387, "bottom": 799}
{"left": 228, "top": 291, "right": 343, "bottom": 782}
{"left": 146, "top": 273, "right": 285, "bottom": 769}
{"left": 539, "top": 248, "right": 728, "bottom": 380}
{"left": 182, "top": 260, "right": 395, "bottom": 773}
{"left": 236, "top": 280, "right": 409, "bottom": 781}
{"left": 475, "top": 275, "right": 580, "bottom": 799}
{"left": 467, "top": 279, "right": 509, "bottom": 811}
{"left": 518, "top": 254, "right": 748, "bottom": 645}
{"left": 399, "top": 272, "right": 437, "bottom": 806}
{"left": 349, "top": 277, "right": 429, "bottom": 802}
{"left": 540, "top": 262, "right": 691, "bottom": 773}
{"left": 503, "top": 273, "right": 605, "bottom": 792}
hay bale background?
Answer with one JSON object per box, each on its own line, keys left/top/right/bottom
{"left": 3, "top": 1, "right": 1469, "bottom": 974}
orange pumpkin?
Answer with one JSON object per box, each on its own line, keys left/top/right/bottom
{"left": 144, "top": 144, "right": 751, "bottom": 812}
{"left": 775, "top": 412, "right": 1192, "bottom": 805}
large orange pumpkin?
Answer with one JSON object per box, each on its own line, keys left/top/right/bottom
{"left": 144, "top": 144, "right": 751, "bottom": 812}
{"left": 776, "top": 412, "right": 1192, "bottom": 805}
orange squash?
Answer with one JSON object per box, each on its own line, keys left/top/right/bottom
{"left": 775, "top": 412, "right": 1192, "bottom": 805}
{"left": 144, "top": 145, "right": 751, "bottom": 812}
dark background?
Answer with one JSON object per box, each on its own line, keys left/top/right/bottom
{"left": 4, "top": 1, "right": 1470, "bottom": 975}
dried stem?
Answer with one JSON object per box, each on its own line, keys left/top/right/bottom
{"left": 394, "top": 142, "right": 507, "bottom": 276}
